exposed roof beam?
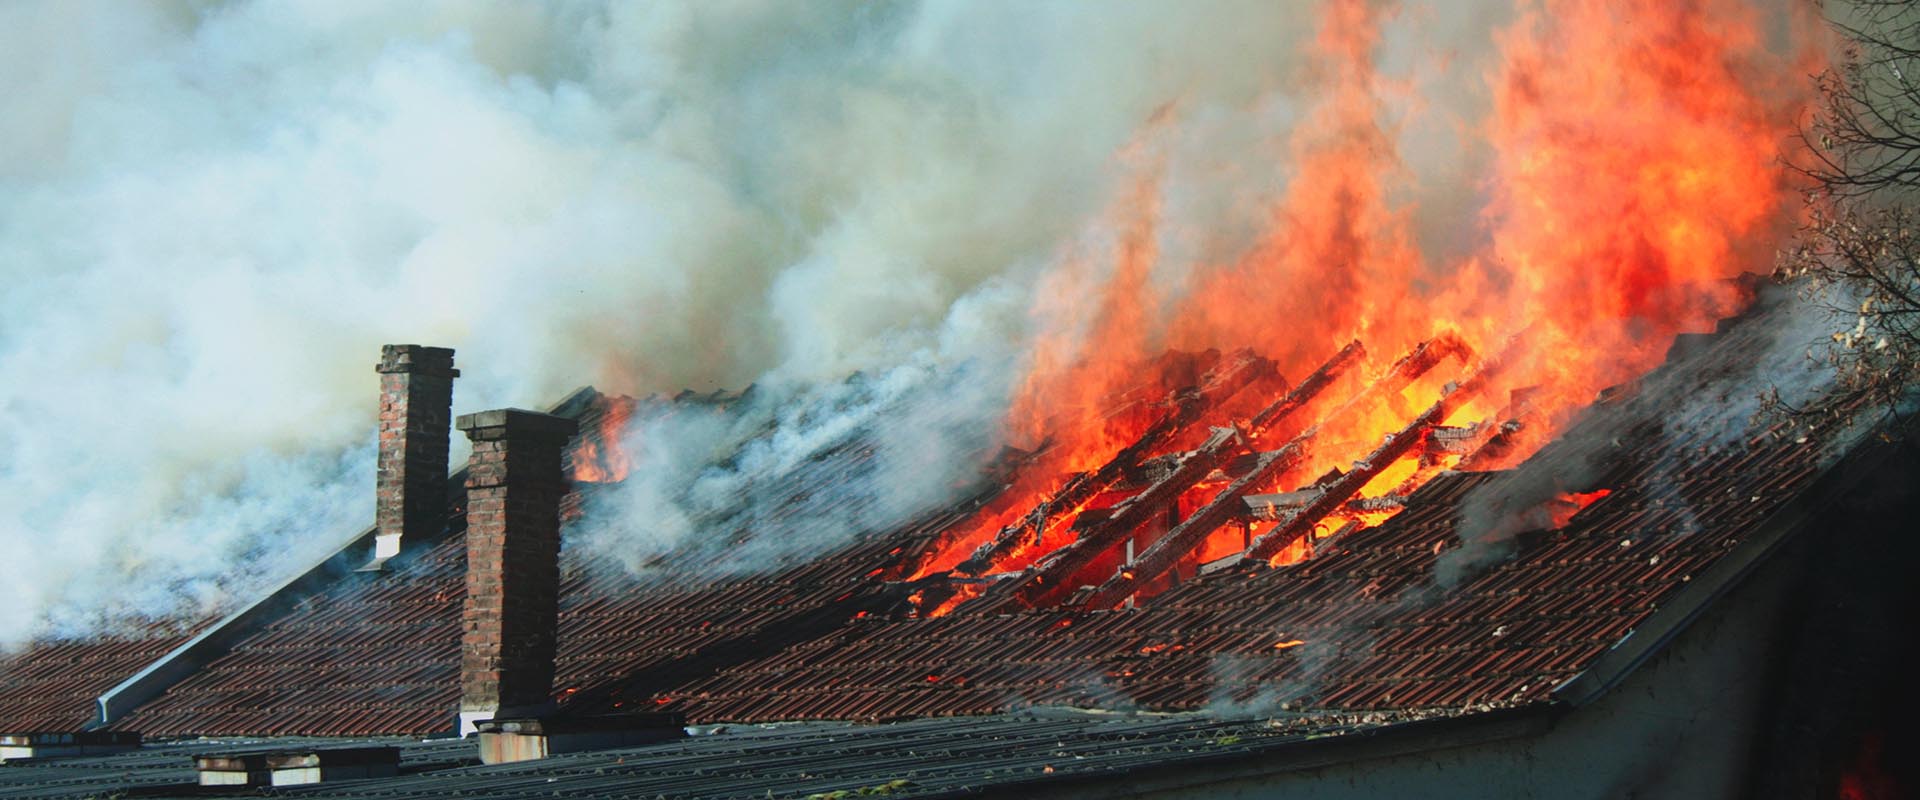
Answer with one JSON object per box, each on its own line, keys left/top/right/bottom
{"left": 951, "top": 353, "right": 1280, "bottom": 578}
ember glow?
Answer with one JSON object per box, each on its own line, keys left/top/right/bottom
{"left": 1546, "top": 490, "right": 1613, "bottom": 529}
{"left": 909, "top": 582, "right": 988, "bottom": 620}
{"left": 1838, "top": 732, "right": 1900, "bottom": 800}
{"left": 906, "top": 0, "right": 1813, "bottom": 610}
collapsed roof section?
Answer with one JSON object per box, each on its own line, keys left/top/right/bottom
{"left": 0, "top": 285, "right": 1888, "bottom": 740}
{"left": 562, "top": 287, "right": 1886, "bottom": 723}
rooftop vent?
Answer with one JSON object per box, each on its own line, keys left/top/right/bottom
{"left": 475, "top": 714, "right": 685, "bottom": 765}
{"left": 194, "top": 745, "right": 399, "bottom": 787}
{"left": 0, "top": 731, "right": 140, "bottom": 761}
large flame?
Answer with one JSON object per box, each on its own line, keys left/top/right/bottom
{"left": 1005, "top": 158, "right": 1168, "bottom": 469}
{"left": 914, "top": 0, "right": 1813, "bottom": 598}
{"left": 1458, "top": 0, "right": 1803, "bottom": 451}
{"left": 1169, "top": 0, "right": 1420, "bottom": 375}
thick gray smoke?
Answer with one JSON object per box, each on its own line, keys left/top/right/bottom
{"left": 13, "top": 0, "right": 1533, "bottom": 646}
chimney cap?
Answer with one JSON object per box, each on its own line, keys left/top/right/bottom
{"left": 376, "top": 344, "right": 459, "bottom": 377}
{"left": 457, "top": 408, "right": 579, "bottom": 440}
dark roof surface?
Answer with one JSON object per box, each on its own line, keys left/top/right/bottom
{"left": 608, "top": 297, "right": 1854, "bottom": 723}
{"left": 106, "top": 394, "right": 996, "bottom": 737}
{"left": 108, "top": 535, "right": 466, "bottom": 737}
{"left": 0, "top": 709, "right": 1528, "bottom": 800}
{"left": 1, "top": 289, "right": 1875, "bottom": 744}
{"left": 0, "top": 625, "right": 204, "bottom": 732}
{"left": 0, "top": 735, "right": 472, "bottom": 800}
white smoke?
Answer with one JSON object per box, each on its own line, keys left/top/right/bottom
{"left": 21, "top": 0, "right": 1820, "bottom": 648}
{"left": 5, "top": 0, "right": 1449, "bottom": 645}
{"left": 568, "top": 345, "right": 1019, "bottom": 577}
{"left": 1435, "top": 289, "right": 1853, "bottom": 589}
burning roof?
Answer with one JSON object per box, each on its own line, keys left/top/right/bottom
{"left": 0, "top": 279, "right": 1873, "bottom": 744}
{"left": 647, "top": 296, "right": 1871, "bottom": 722}
{"left": 2, "top": 1, "right": 1911, "bottom": 795}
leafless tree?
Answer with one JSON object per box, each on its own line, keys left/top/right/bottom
{"left": 1778, "top": 0, "right": 1920, "bottom": 417}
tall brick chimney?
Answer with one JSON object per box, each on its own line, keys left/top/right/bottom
{"left": 374, "top": 345, "right": 459, "bottom": 562}
{"left": 455, "top": 408, "right": 578, "bottom": 735}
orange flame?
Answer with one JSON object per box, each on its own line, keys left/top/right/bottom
{"left": 1474, "top": 487, "right": 1614, "bottom": 547}
{"left": 1454, "top": 0, "right": 1806, "bottom": 448}
{"left": 912, "top": 0, "right": 1813, "bottom": 591}
{"left": 1545, "top": 489, "right": 1612, "bottom": 529}
{"left": 570, "top": 396, "right": 635, "bottom": 484}
{"left": 911, "top": 582, "right": 987, "bottom": 619}
{"left": 1006, "top": 161, "right": 1167, "bottom": 470}
{"left": 1170, "top": 0, "right": 1418, "bottom": 376}
{"left": 1267, "top": 535, "right": 1315, "bottom": 569}
{"left": 927, "top": 584, "right": 984, "bottom": 618}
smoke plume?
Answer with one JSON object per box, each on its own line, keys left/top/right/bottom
{"left": 0, "top": 1, "right": 1345, "bottom": 645}
{"left": 0, "top": 0, "right": 1818, "bottom": 647}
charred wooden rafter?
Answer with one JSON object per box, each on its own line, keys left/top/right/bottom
{"left": 1242, "top": 488, "right": 1322, "bottom": 520}
{"left": 1067, "top": 336, "right": 1474, "bottom": 609}
{"left": 897, "top": 573, "right": 997, "bottom": 619}
{"left": 1074, "top": 444, "right": 1302, "bottom": 609}
{"left": 1004, "top": 340, "right": 1395, "bottom": 610}
{"left": 1245, "top": 340, "right": 1364, "bottom": 437}
{"left": 1323, "top": 334, "right": 1471, "bottom": 428}
{"left": 1374, "top": 419, "right": 1503, "bottom": 498}
{"left": 1426, "top": 424, "right": 1483, "bottom": 455}
{"left": 1240, "top": 353, "right": 1509, "bottom": 565}
{"left": 1007, "top": 426, "right": 1243, "bottom": 608}
{"left": 1456, "top": 420, "right": 1525, "bottom": 471}
{"left": 1450, "top": 385, "right": 1545, "bottom": 473}
{"left": 1245, "top": 490, "right": 1423, "bottom": 525}
{"left": 951, "top": 353, "right": 1279, "bottom": 577}
{"left": 1302, "top": 517, "right": 1363, "bottom": 559}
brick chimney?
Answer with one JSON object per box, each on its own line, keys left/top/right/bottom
{"left": 455, "top": 408, "right": 578, "bottom": 735}
{"left": 373, "top": 345, "right": 459, "bottom": 562}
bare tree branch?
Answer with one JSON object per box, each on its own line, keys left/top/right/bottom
{"left": 1776, "top": 1, "right": 1920, "bottom": 420}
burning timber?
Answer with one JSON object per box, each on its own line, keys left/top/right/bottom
{"left": 969, "top": 344, "right": 1365, "bottom": 611}
{"left": 937, "top": 351, "right": 1282, "bottom": 579}
{"left": 1240, "top": 346, "right": 1508, "bottom": 566}
{"left": 908, "top": 334, "right": 1499, "bottom": 617}
{"left": 1081, "top": 338, "right": 1495, "bottom": 607}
